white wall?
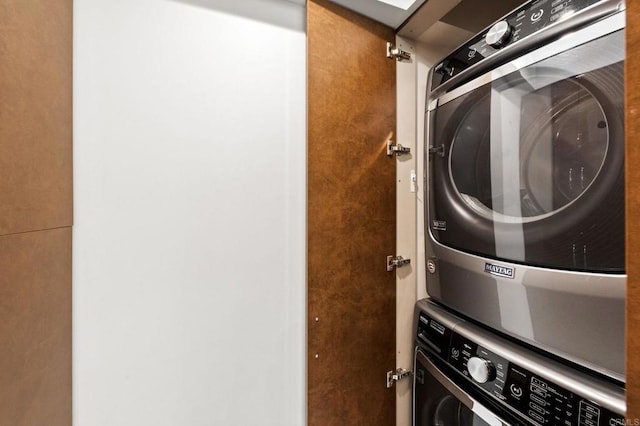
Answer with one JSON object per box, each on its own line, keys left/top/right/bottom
{"left": 394, "top": 36, "right": 418, "bottom": 426}
{"left": 73, "top": 1, "right": 306, "bottom": 425}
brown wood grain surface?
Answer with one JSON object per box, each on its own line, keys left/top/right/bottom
{"left": 307, "top": 1, "right": 397, "bottom": 424}
{"left": 627, "top": 2, "right": 640, "bottom": 421}
{"left": 0, "top": 228, "right": 71, "bottom": 426}
{"left": 0, "top": 1, "right": 73, "bottom": 424}
{"left": 0, "top": 0, "right": 73, "bottom": 235}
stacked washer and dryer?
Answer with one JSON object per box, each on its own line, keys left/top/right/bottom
{"left": 415, "top": 0, "right": 627, "bottom": 424}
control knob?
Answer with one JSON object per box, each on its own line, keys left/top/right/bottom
{"left": 486, "top": 21, "right": 512, "bottom": 48}
{"left": 467, "top": 357, "right": 496, "bottom": 384}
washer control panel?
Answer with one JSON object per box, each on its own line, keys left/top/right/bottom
{"left": 431, "top": 0, "right": 605, "bottom": 89}
{"left": 416, "top": 312, "right": 624, "bottom": 426}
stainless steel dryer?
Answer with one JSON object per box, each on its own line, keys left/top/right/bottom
{"left": 413, "top": 299, "right": 625, "bottom": 425}
{"left": 424, "top": 0, "right": 626, "bottom": 381}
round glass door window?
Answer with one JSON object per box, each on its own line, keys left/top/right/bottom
{"left": 449, "top": 78, "right": 609, "bottom": 223}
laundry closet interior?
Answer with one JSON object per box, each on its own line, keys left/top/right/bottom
{"left": 309, "top": 0, "right": 640, "bottom": 425}
{"left": 2, "top": 0, "right": 640, "bottom": 425}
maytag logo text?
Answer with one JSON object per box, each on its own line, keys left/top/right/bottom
{"left": 484, "top": 262, "right": 515, "bottom": 279}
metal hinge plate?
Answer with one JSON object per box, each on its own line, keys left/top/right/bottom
{"left": 386, "top": 368, "right": 413, "bottom": 388}
{"left": 387, "top": 255, "right": 411, "bottom": 271}
{"left": 386, "top": 42, "right": 412, "bottom": 62}
{"left": 387, "top": 139, "right": 410, "bottom": 157}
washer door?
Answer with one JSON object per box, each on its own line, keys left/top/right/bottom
{"left": 414, "top": 350, "right": 511, "bottom": 426}
{"left": 432, "top": 395, "right": 476, "bottom": 426}
{"left": 428, "top": 29, "right": 624, "bottom": 272}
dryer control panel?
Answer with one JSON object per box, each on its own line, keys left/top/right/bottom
{"left": 431, "top": 0, "right": 613, "bottom": 89}
{"left": 416, "top": 310, "right": 625, "bottom": 426}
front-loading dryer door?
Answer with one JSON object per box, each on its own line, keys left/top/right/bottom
{"left": 427, "top": 29, "right": 624, "bottom": 273}
{"left": 414, "top": 349, "right": 514, "bottom": 426}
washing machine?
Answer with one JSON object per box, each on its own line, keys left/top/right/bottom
{"left": 424, "top": 0, "right": 626, "bottom": 381}
{"left": 413, "top": 299, "right": 625, "bottom": 425}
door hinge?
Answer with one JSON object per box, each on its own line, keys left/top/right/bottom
{"left": 387, "top": 255, "right": 411, "bottom": 271}
{"left": 387, "top": 139, "right": 411, "bottom": 157}
{"left": 427, "top": 257, "right": 438, "bottom": 274}
{"left": 386, "top": 368, "right": 413, "bottom": 388}
{"left": 428, "top": 144, "right": 446, "bottom": 157}
{"left": 386, "top": 42, "right": 412, "bottom": 62}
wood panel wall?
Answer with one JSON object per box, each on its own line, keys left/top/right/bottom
{"left": 0, "top": 0, "right": 73, "bottom": 234}
{"left": 0, "top": 229, "right": 72, "bottom": 425}
{"left": 627, "top": 1, "right": 640, "bottom": 421}
{"left": 307, "top": 1, "right": 397, "bottom": 424}
{"left": 0, "top": 0, "right": 73, "bottom": 424}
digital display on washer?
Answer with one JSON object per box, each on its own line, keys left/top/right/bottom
{"left": 417, "top": 323, "right": 625, "bottom": 426}
{"left": 431, "top": 0, "right": 605, "bottom": 88}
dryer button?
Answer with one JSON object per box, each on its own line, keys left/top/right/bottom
{"left": 486, "top": 21, "right": 512, "bottom": 48}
